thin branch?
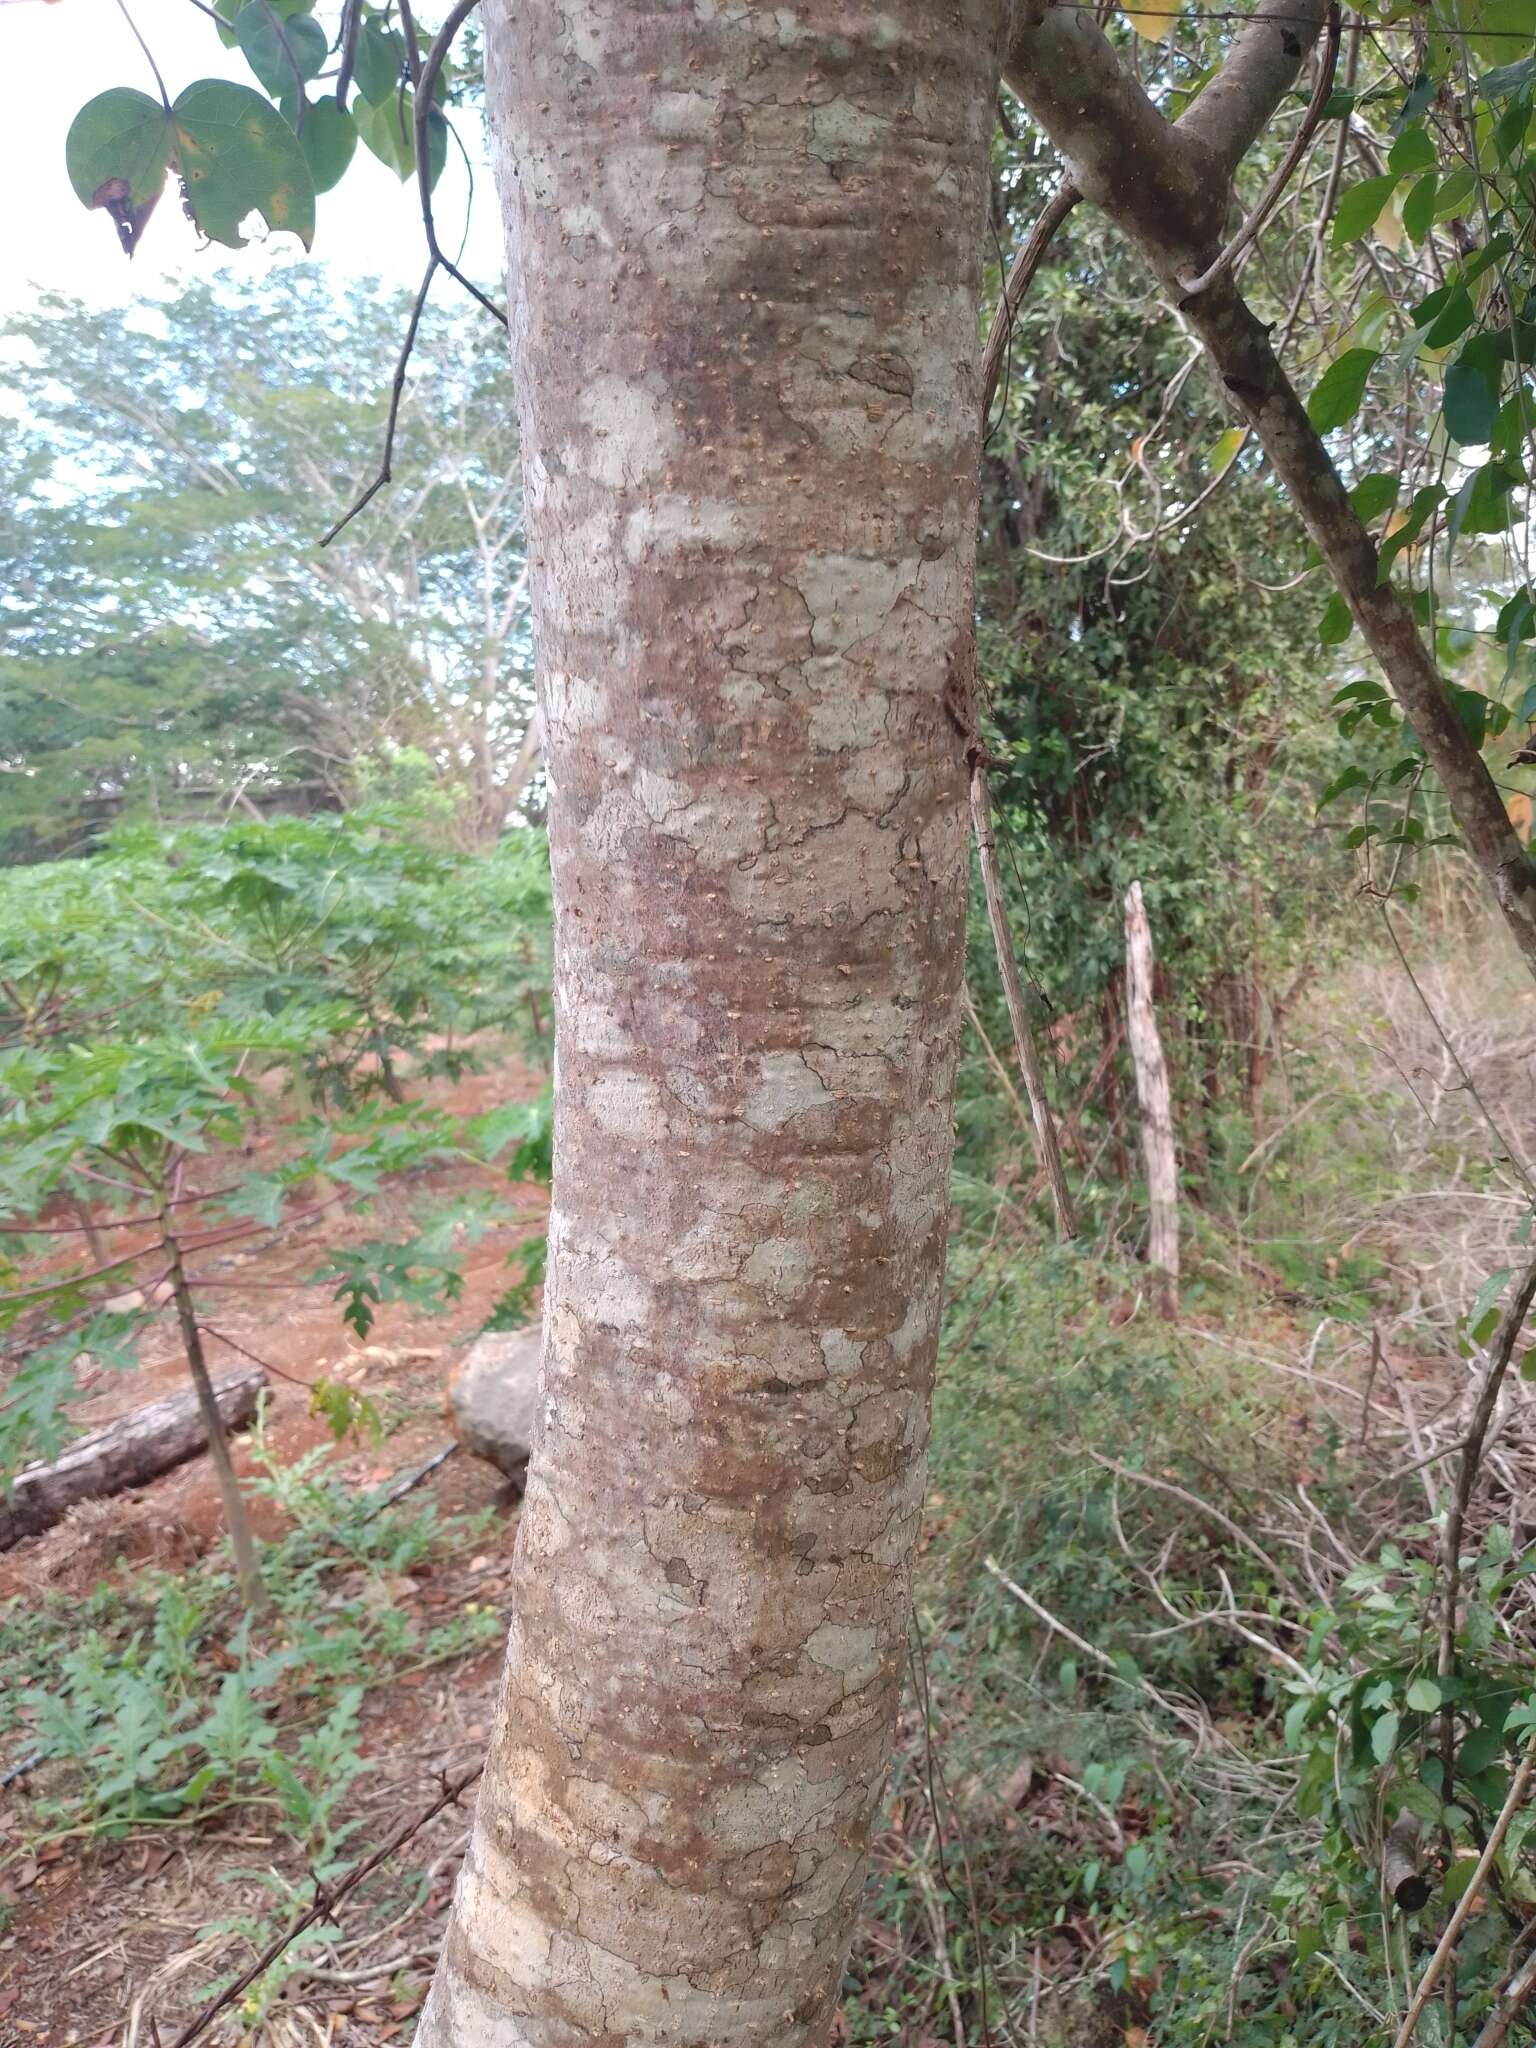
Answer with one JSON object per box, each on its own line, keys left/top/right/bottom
{"left": 968, "top": 761, "right": 1075, "bottom": 1241}
{"left": 1393, "top": 1733, "right": 1536, "bottom": 2048}
{"left": 1437, "top": 1251, "right": 1536, "bottom": 1707}
{"left": 320, "top": 259, "right": 439, "bottom": 548}
{"left": 416, "top": 0, "right": 507, "bottom": 328}
{"left": 1088, "top": 1451, "right": 1300, "bottom": 1598}
{"left": 321, "top": 0, "right": 503, "bottom": 543}
{"left": 257, "top": 0, "right": 308, "bottom": 131}
{"left": 980, "top": 183, "right": 1080, "bottom": 442}
{"left": 333, "top": 0, "right": 362, "bottom": 108}
{"left": 1472, "top": 1945, "right": 1536, "bottom": 2048}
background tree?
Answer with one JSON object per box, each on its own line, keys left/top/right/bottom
{"left": 0, "top": 275, "right": 531, "bottom": 860}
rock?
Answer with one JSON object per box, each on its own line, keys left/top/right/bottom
{"left": 450, "top": 1328, "right": 542, "bottom": 1477}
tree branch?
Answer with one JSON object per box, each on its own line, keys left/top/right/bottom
{"left": 1393, "top": 1733, "right": 1536, "bottom": 2048}
{"left": 1174, "top": 0, "right": 1330, "bottom": 180}
{"left": 979, "top": 181, "right": 1080, "bottom": 436}
{"left": 416, "top": 0, "right": 507, "bottom": 329}
{"left": 1177, "top": 1, "right": 1340, "bottom": 296}
{"left": 969, "top": 760, "right": 1076, "bottom": 1241}
{"left": 164, "top": 1761, "right": 484, "bottom": 2047}
{"left": 320, "top": 259, "right": 438, "bottom": 548}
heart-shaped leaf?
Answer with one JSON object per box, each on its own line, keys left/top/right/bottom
{"left": 292, "top": 96, "right": 357, "bottom": 193}
{"left": 65, "top": 87, "right": 172, "bottom": 255}
{"left": 353, "top": 17, "right": 408, "bottom": 104}
{"left": 173, "top": 80, "right": 316, "bottom": 249}
{"left": 354, "top": 89, "right": 447, "bottom": 187}
{"left": 233, "top": 2, "right": 327, "bottom": 96}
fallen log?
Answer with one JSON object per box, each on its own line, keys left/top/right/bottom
{"left": 0, "top": 1364, "right": 267, "bottom": 1549}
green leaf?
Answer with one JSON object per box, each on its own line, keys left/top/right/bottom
{"left": 1319, "top": 764, "right": 1369, "bottom": 808}
{"left": 1372, "top": 1709, "right": 1401, "bottom": 1764}
{"left": 233, "top": 3, "right": 327, "bottom": 96}
{"left": 1349, "top": 473, "right": 1398, "bottom": 523}
{"left": 1332, "top": 174, "right": 1400, "bottom": 247}
{"left": 1407, "top": 1677, "right": 1443, "bottom": 1713}
{"left": 65, "top": 88, "right": 172, "bottom": 255}
{"left": 1447, "top": 461, "right": 1518, "bottom": 551}
{"left": 1319, "top": 592, "right": 1355, "bottom": 646}
{"left": 171, "top": 80, "right": 316, "bottom": 250}
{"left": 1307, "top": 348, "right": 1379, "bottom": 434}
{"left": 353, "top": 88, "right": 416, "bottom": 179}
{"left": 353, "top": 17, "right": 408, "bottom": 105}
{"left": 354, "top": 90, "right": 448, "bottom": 187}
{"left": 1209, "top": 426, "right": 1245, "bottom": 474}
{"left": 1434, "top": 168, "right": 1478, "bottom": 220}
{"left": 1467, "top": 1266, "right": 1515, "bottom": 1338}
{"left": 1388, "top": 125, "right": 1437, "bottom": 176}
{"left": 293, "top": 97, "right": 357, "bottom": 194}
{"left": 1479, "top": 54, "right": 1536, "bottom": 98}
{"left": 1417, "top": 284, "right": 1475, "bottom": 352}
{"left": 1379, "top": 485, "right": 1444, "bottom": 581}
{"left": 1402, "top": 171, "right": 1439, "bottom": 244}
{"left": 1444, "top": 355, "right": 1503, "bottom": 447}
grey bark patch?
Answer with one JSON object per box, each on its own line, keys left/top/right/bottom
{"left": 450, "top": 1328, "right": 542, "bottom": 1477}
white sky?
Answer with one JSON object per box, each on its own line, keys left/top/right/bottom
{"left": 0, "top": 0, "right": 505, "bottom": 314}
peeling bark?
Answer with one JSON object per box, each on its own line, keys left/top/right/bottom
{"left": 417, "top": 4, "right": 1005, "bottom": 2042}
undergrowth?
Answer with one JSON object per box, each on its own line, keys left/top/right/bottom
{"left": 0, "top": 1416, "right": 500, "bottom": 2024}
{"left": 844, "top": 946, "right": 1536, "bottom": 2048}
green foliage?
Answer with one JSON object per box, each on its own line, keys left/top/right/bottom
{"left": 0, "top": 808, "right": 551, "bottom": 1479}
{"left": 0, "top": 278, "right": 528, "bottom": 861}
{"left": 847, "top": 1221, "right": 1536, "bottom": 2047}
{"left": 1, "top": 1422, "right": 499, "bottom": 1854}
{"left": 59, "top": 4, "right": 470, "bottom": 261}
{"left": 971, "top": 172, "right": 1361, "bottom": 1220}
{"left": 484, "top": 1234, "right": 547, "bottom": 1333}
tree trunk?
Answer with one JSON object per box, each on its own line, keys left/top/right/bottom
{"left": 0, "top": 1363, "right": 266, "bottom": 1550}
{"left": 417, "top": 6, "right": 1003, "bottom": 2042}
{"left": 1124, "top": 882, "right": 1180, "bottom": 1320}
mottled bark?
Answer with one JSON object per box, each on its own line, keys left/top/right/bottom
{"left": 1003, "top": 0, "right": 1536, "bottom": 982}
{"left": 418, "top": 5, "right": 1003, "bottom": 2043}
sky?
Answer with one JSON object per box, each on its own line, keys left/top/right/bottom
{"left": 0, "top": 0, "right": 505, "bottom": 316}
